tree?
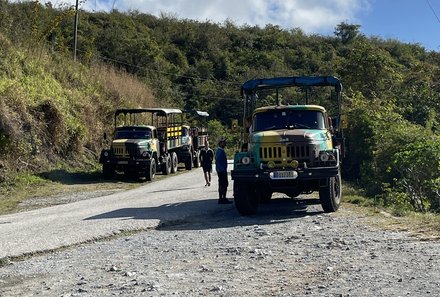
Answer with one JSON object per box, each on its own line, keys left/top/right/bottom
{"left": 337, "top": 41, "right": 402, "bottom": 99}
{"left": 334, "top": 22, "right": 361, "bottom": 44}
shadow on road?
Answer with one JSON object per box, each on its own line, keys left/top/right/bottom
{"left": 39, "top": 169, "right": 141, "bottom": 185}
{"left": 84, "top": 196, "right": 324, "bottom": 231}
{"left": 38, "top": 169, "right": 103, "bottom": 185}
{"left": 40, "top": 166, "right": 192, "bottom": 185}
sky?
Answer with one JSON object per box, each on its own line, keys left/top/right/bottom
{"left": 54, "top": 0, "right": 440, "bottom": 51}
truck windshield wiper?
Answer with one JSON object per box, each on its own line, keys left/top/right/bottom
{"left": 287, "top": 123, "right": 311, "bottom": 129}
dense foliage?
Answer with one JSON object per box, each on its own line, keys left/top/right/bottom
{"left": 0, "top": 1, "right": 439, "bottom": 212}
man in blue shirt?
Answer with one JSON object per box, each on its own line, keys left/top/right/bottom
{"left": 215, "top": 137, "right": 232, "bottom": 204}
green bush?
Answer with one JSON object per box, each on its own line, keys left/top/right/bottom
{"left": 392, "top": 138, "right": 440, "bottom": 212}
{"left": 344, "top": 92, "right": 440, "bottom": 213}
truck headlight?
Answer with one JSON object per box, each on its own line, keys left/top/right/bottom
{"left": 290, "top": 160, "right": 299, "bottom": 168}
{"left": 142, "top": 151, "right": 150, "bottom": 158}
{"left": 267, "top": 161, "right": 275, "bottom": 169}
{"left": 320, "top": 153, "right": 329, "bottom": 162}
{"left": 241, "top": 156, "right": 250, "bottom": 165}
{"left": 319, "top": 151, "right": 336, "bottom": 162}
{"left": 103, "top": 151, "right": 109, "bottom": 157}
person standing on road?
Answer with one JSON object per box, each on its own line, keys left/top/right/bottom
{"left": 215, "top": 137, "right": 232, "bottom": 204}
{"left": 200, "top": 140, "right": 213, "bottom": 187}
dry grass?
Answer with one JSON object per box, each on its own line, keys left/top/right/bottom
{"left": 0, "top": 40, "right": 160, "bottom": 185}
{"left": 340, "top": 203, "right": 440, "bottom": 240}
{"left": 91, "top": 63, "right": 157, "bottom": 108}
{"left": 339, "top": 183, "right": 440, "bottom": 240}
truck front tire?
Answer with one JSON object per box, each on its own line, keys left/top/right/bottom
{"left": 319, "top": 171, "right": 342, "bottom": 212}
{"left": 102, "top": 164, "right": 114, "bottom": 180}
{"left": 146, "top": 159, "right": 156, "bottom": 181}
{"left": 257, "top": 187, "right": 272, "bottom": 203}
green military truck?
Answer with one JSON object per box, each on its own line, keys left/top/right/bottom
{"left": 183, "top": 110, "right": 210, "bottom": 169}
{"left": 99, "top": 108, "right": 195, "bottom": 181}
{"left": 231, "top": 76, "right": 345, "bottom": 215}
{"left": 99, "top": 108, "right": 162, "bottom": 181}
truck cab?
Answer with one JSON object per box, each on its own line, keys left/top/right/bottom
{"left": 100, "top": 108, "right": 208, "bottom": 180}
{"left": 231, "top": 76, "right": 345, "bottom": 215}
{"left": 99, "top": 109, "right": 162, "bottom": 181}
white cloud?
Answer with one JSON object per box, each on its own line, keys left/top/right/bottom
{"left": 53, "top": 0, "right": 370, "bottom": 34}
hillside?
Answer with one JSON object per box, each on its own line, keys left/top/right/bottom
{"left": 0, "top": 1, "right": 439, "bottom": 213}
{"left": 0, "top": 32, "right": 159, "bottom": 180}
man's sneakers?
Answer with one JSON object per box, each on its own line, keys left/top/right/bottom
{"left": 218, "top": 198, "right": 233, "bottom": 204}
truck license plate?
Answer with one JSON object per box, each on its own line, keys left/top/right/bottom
{"left": 270, "top": 170, "right": 298, "bottom": 179}
{"left": 118, "top": 161, "right": 128, "bottom": 165}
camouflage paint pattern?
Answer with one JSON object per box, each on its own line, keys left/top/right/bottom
{"left": 111, "top": 125, "right": 158, "bottom": 158}
{"left": 234, "top": 105, "right": 335, "bottom": 171}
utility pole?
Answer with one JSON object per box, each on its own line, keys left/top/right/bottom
{"left": 73, "top": 0, "right": 79, "bottom": 61}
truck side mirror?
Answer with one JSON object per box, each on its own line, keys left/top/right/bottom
{"left": 231, "top": 119, "right": 238, "bottom": 132}
{"left": 340, "top": 115, "right": 348, "bottom": 129}
{"left": 328, "top": 116, "right": 334, "bottom": 132}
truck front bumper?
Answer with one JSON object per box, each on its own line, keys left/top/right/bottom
{"left": 100, "top": 150, "right": 153, "bottom": 169}
{"left": 231, "top": 165, "right": 339, "bottom": 182}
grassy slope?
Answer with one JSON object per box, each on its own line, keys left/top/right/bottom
{"left": 0, "top": 34, "right": 159, "bottom": 212}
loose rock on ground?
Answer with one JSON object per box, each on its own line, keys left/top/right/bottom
{"left": 1, "top": 199, "right": 439, "bottom": 297}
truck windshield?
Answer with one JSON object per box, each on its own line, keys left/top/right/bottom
{"left": 115, "top": 129, "right": 151, "bottom": 139}
{"left": 253, "top": 110, "right": 325, "bottom": 132}
{"left": 182, "top": 127, "right": 189, "bottom": 137}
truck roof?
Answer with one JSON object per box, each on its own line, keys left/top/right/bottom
{"left": 183, "top": 110, "right": 209, "bottom": 117}
{"left": 254, "top": 104, "right": 327, "bottom": 114}
{"left": 115, "top": 108, "right": 182, "bottom": 117}
{"left": 115, "top": 125, "right": 156, "bottom": 130}
{"left": 241, "top": 76, "right": 342, "bottom": 96}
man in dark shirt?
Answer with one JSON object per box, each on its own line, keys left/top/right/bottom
{"left": 215, "top": 137, "right": 232, "bottom": 204}
{"left": 199, "top": 140, "right": 213, "bottom": 186}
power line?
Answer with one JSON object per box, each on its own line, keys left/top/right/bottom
{"left": 73, "top": 0, "right": 79, "bottom": 61}
{"left": 73, "top": 48, "right": 242, "bottom": 102}
{"left": 75, "top": 48, "right": 242, "bottom": 87}
{"left": 427, "top": 0, "right": 440, "bottom": 24}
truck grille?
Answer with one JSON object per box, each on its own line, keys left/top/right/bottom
{"left": 112, "top": 144, "right": 138, "bottom": 157}
{"left": 287, "top": 145, "right": 310, "bottom": 159}
{"left": 259, "top": 144, "right": 311, "bottom": 161}
{"left": 259, "top": 146, "right": 283, "bottom": 159}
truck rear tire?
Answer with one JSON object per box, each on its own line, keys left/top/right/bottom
{"left": 319, "top": 170, "right": 342, "bottom": 212}
{"left": 146, "top": 159, "right": 156, "bottom": 181}
{"left": 185, "top": 157, "right": 193, "bottom": 170}
{"left": 193, "top": 151, "right": 201, "bottom": 168}
{"left": 234, "top": 182, "right": 258, "bottom": 215}
{"left": 162, "top": 155, "right": 171, "bottom": 175}
{"left": 171, "top": 152, "right": 178, "bottom": 173}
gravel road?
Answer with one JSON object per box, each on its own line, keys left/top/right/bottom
{"left": 1, "top": 165, "right": 439, "bottom": 297}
